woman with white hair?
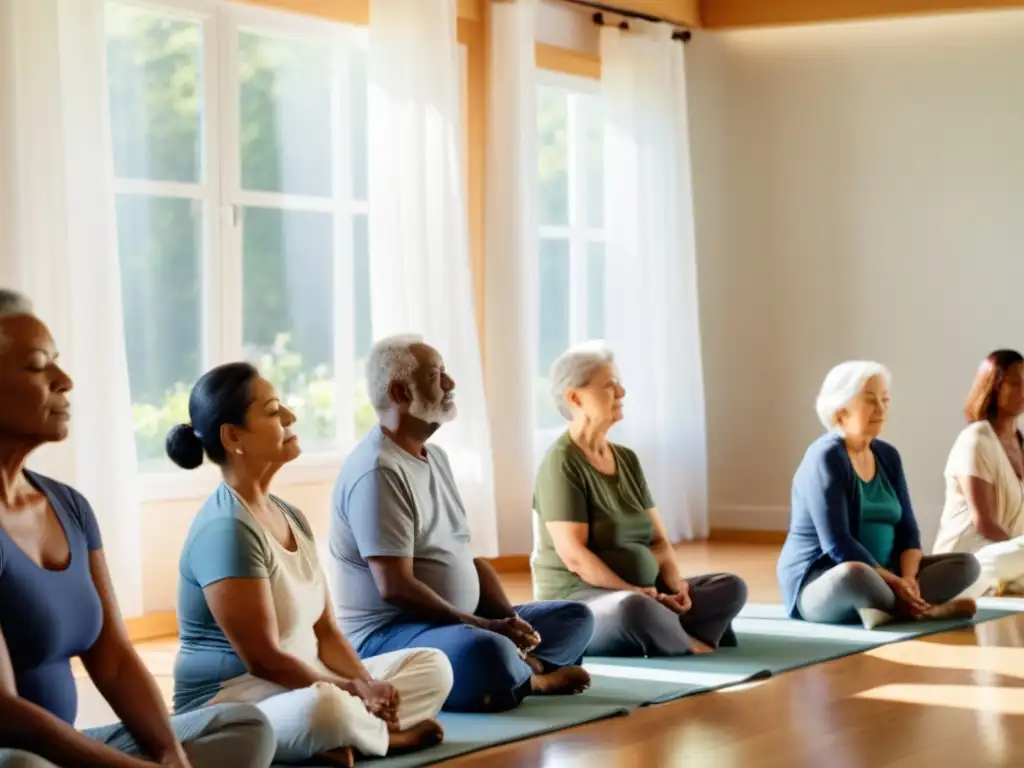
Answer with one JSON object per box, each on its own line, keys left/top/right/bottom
{"left": 532, "top": 342, "right": 748, "bottom": 657}
{"left": 778, "top": 361, "right": 980, "bottom": 628}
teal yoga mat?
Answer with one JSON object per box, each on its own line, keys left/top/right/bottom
{"left": 287, "top": 602, "right": 1022, "bottom": 767}
{"left": 584, "top": 602, "right": 1019, "bottom": 693}
{"left": 346, "top": 694, "right": 626, "bottom": 768}
{"left": 310, "top": 666, "right": 744, "bottom": 768}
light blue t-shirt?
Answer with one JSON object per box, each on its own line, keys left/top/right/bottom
{"left": 173, "top": 483, "right": 316, "bottom": 712}
{"left": 329, "top": 425, "right": 481, "bottom": 650}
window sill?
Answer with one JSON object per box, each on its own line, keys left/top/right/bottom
{"left": 136, "top": 451, "right": 343, "bottom": 503}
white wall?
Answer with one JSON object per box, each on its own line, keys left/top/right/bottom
{"left": 686, "top": 11, "right": 1024, "bottom": 547}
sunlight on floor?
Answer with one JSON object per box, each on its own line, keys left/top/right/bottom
{"left": 867, "top": 640, "right": 1024, "bottom": 678}
{"left": 855, "top": 684, "right": 1024, "bottom": 714}
{"left": 583, "top": 663, "right": 747, "bottom": 687}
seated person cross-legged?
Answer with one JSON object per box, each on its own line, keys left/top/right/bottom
{"left": 168, "top": 363, "right": 452, "bottom": 768}
{"left": 933, "top": 350, "right": 1024, "bottom": 597}
{"left": 0, "top": 291, "right": 276, "bottom": 768}
{"left": 779, "top": 360, "right": 980, "bottom": 629}
{"left": 533, "top": 343, "right": 748, "bottom": 657}
{"left": 329, "top": 334, "right": 595, "bottom": 713}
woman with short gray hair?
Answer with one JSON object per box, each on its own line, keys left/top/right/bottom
{"left": 778, "top": 361, "right": 980, "bottom": 628}
{"left": 532, "top": 342, "right": 748, "bottom": 657}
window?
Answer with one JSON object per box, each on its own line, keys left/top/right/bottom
{"left": 106, "top": 0, "right": 372, "bottom": 479}
{"left": 535, "top": 73, "right": 605, "bottom": 431}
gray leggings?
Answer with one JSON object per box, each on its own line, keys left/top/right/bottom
{"left": 574, "top": 573, "right": 749, "bottom": 657}
{"left": 797, "top": 553, "right": 981, "bottom": 624}
{"left": 0, "top": 703, "right": 275, "bottom": 768}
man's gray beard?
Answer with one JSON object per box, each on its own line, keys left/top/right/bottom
{"left": 408, "top": 384, "right": 457, "bottom": 425}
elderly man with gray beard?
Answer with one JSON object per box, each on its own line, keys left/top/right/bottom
{"left": 328, "top": 335, "right": 595, "bottom": 713}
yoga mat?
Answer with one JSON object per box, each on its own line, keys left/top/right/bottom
{"left": 288, "top": 603, "right": 1024, "bottom": 767}
{"left": 347, "top": 695, "right": 627, "bottom": 768}
{"left": 583, "top": 602, "right": 1020, "bottom": 702}
{"left": 296, "top": 669, "right": 740, "bottom": 767}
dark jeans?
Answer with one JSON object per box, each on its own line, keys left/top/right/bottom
{"left": 797, "top": 553, "right": 981, "bottom": 624}
{"left": 357, "top": 600, "right": 595, "bottom": 712}
{"left": 573, "top": 573, "right": 749, "bottom": 657}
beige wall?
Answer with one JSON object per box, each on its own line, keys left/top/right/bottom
{"left": 687, "top": 10, "right": 1024, "bottom": 547}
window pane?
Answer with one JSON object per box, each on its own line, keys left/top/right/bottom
{"left": 106, "top": 3, "right": 203, "bottom": 183}
{"left": 116, "top": 195, "right": 203, "bottom": 470}
{"left": 352, "top": 213, "right": 375, "bottom": 438}
{"left": 586, "top": 240, "right": 605, "bottom": 341}
{"left": 537, "top": 238, "right": 570, "bottom": 429}
{"left": 579, "top": 93, "right": 604, "bottom": 229}
{"left": 239, "top": 31, "right": 333, "bottom": 197}
{"left": 242, "top": 207, "right": 336, "bottom": 450}
{"left": 350, "top": 48, "right": 368, "bottom": 201}
{"left": 537, "top": 85, "right": 569, "bottom": 226}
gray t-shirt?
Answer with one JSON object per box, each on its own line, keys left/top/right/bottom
{"left": 329, "top": 425, "right": 480, "bottom": 649}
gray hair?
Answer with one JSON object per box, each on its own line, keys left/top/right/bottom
{"left": 550, "top": 341, "right": 616, "bottom": 420}
{"left": 0, "top": 289, "right": 34, "bottom": 350}
{"left": 0, "top": 289, "right": 32, "bottom": 318}
{"left": 815, "top": 360, "right": 892, "bottom": 430}
{"left": 366, "top": 333, "right": 425, "bottom": 412}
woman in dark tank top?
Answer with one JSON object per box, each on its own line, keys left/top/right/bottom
{"left": 0, "top": 290, "right": 275, "bottom": 768}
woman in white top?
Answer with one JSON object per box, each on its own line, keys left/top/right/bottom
{"left": 934, "top": 350, "right": 1024, "bottom": 597}
{"left": 167, "top": 363, "right": 453, "bottom": 767}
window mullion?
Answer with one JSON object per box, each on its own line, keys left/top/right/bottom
{"left": 215, "top": 6, "right": 244, "bottom": 366}
{"left": 567, "top": 92, "right": 587, "bottom": 344}
{"left": 332, "top": 43, "right": 356, "bottom": 449}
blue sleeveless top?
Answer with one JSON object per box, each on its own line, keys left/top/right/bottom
{"left": 0, "top": 471, "right": 104, "bottom": 724}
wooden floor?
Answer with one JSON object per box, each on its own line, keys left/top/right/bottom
{"left": 78, "top": 543, "right": 1024, "bottom": 767}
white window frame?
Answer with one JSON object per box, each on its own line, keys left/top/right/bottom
{"left": 535, "top": 70, "right": 606, "bottom": 453}
{"left": 108, "top": 0, "right": 369, "bottom": 500}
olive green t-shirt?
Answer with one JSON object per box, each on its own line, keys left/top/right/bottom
{"left": 532, "top": 432, "right": 659, "bottom": 600}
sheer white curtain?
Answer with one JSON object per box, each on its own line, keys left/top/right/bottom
{"left": 601, "top": 23, "right": 709, "bottom": 542}
{"left": 0, "top": 0, "right": 144, "bottom": 615}
{"left": 368, "top": 0, "right": 498, "bottom": 556}
{"left": 483, "top": 0, "right": 538, "bottom": 556}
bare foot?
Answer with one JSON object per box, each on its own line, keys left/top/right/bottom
{"left": 523, "top": 653, "right": 545, "bottom": 675}
{"left": 388, "top": 719, "right": 445, "bottom": 753}
{"left": 320, "top": 746, "right": 355, "bottom": 767}
{"left": 690, "top": 638, "right": 715, "bottom": 654}
{"left": 530, "top": 665, "right": 591, "bottom": 695}
{"left": 918, "top": 597, "right": 977, "bottom": 621}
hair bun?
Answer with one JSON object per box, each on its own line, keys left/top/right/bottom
{"left": 165, "top": 423, "right": 205, "bottom": 470}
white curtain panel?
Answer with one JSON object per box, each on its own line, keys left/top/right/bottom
{"left": 483, "top": 0, "right": 538, "bottom": 556}
{"left": 368, "top": 0, "right": 498, "bottom": 556}
{"left": 0, "top": 0, "right": 144, "bottom": 615}
{"left": 601, "top": 22, "right": 709, "bottom": 542}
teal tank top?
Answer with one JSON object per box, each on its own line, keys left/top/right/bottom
{"left": 857, "top": 469, "right": 901, "bottom": 567}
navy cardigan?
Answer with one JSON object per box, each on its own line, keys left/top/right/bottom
{"left": 777, "top": 431, "right": 922, "bottom": 618}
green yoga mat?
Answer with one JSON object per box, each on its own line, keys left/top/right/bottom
{"left": 351, "top": 694, "right": 626, "bottom": 768}
{"left": 318, "top": 667, "right": 744, "bottom": 768}
{"left": 289, "top": 602, "right": 1021, "bottom": 767}
{"left": 584, "top": 602, "right": 1019, "bottom": 692}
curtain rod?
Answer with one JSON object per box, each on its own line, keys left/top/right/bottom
{"left": 560, "top": 1, "right": 692, "bottom": 42}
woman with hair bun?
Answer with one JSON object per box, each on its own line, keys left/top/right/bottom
{"left": 169, "top": 363, "right": 452, "bottom": 767}
{"left": 933, "top": 350, "right": 1024, "bottom": 596}
{"left": 777, "top": 361, "right": 979, "bottom": 628}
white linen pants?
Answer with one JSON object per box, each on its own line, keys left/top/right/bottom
{"left": 210, "top": 648, "right": 452, "bottom": 763}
